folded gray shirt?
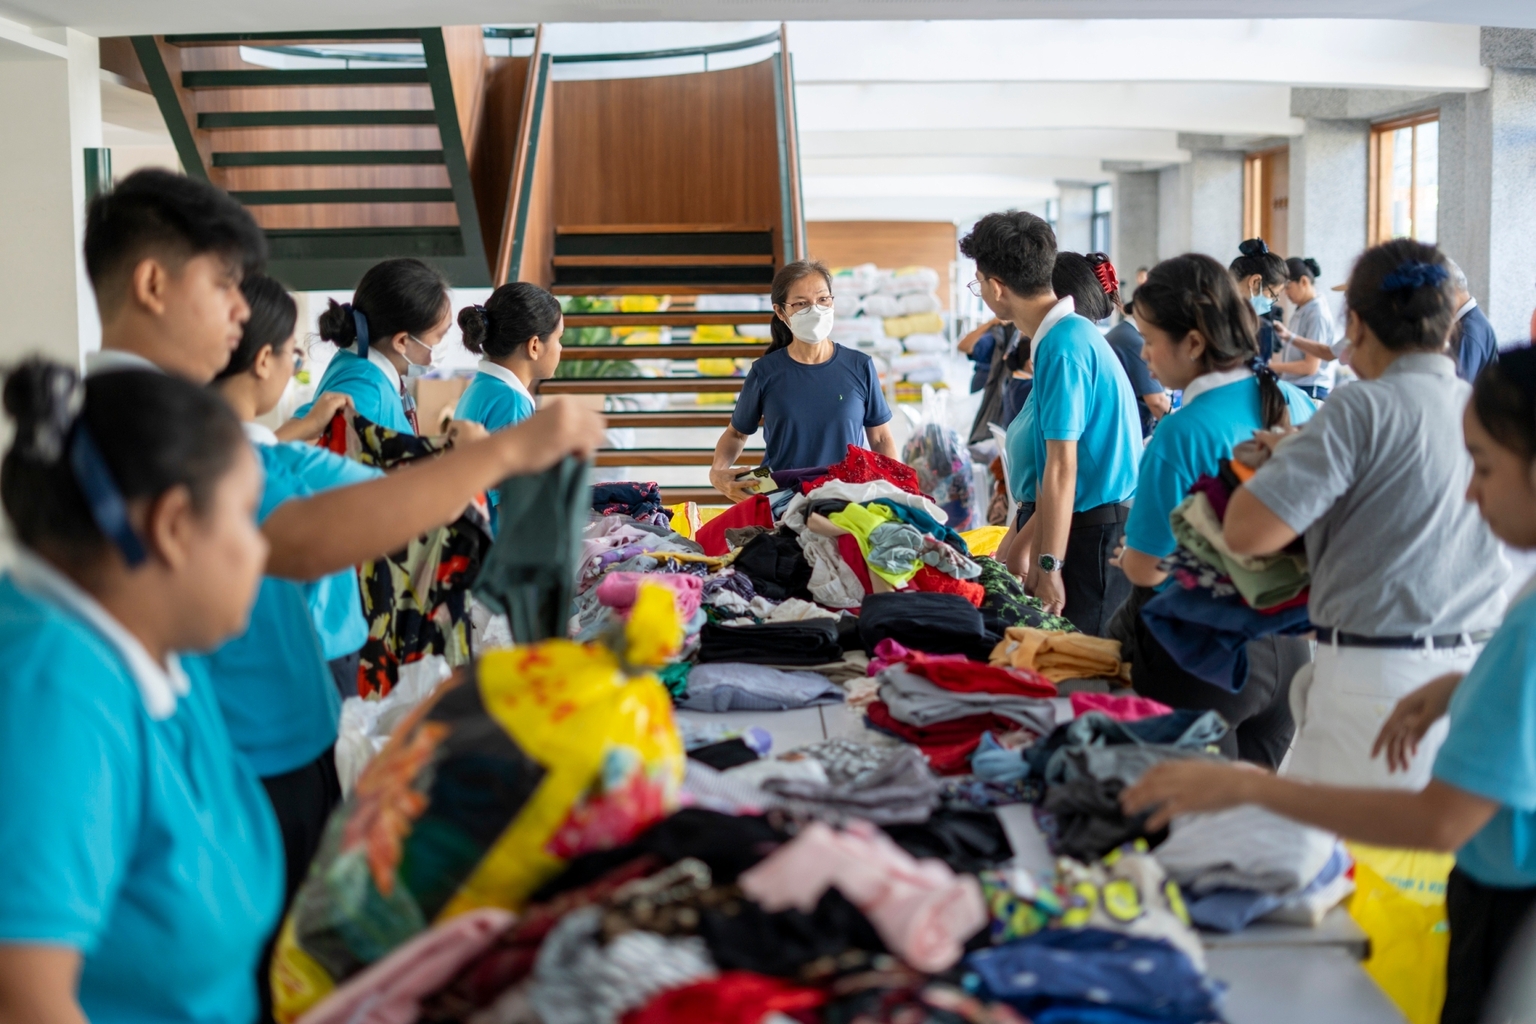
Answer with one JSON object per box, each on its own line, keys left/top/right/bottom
{"left": 876, "top": 666, "right": 1057, "bottom": 737}
{"left": 676, "top": 662, "right": 845, "bottom": 712}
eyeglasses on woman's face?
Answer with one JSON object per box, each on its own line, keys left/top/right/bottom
{"left": 782, "top": 296, "right": 835, "bottom": 315}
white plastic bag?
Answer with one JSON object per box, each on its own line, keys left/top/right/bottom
{"left": 900, "top": 385, "right": 979, "bottom": 531}
{"left": 333, "top": 654, "right": 453, "bottom": 794}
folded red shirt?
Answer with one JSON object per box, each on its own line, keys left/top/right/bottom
{"left": 899, "top": 647, "right": 1057, "bottom": 698}
{"left": 865, "top": 701, "right": 1022, "bottom": 775}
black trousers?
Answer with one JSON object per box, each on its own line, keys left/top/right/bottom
{"left": 256, "top": 747, "right": 343, "bottom": 1024}
{"left": 1444, "top": 867, "right": 1536, "bottom": 1024}
{"left": 1122, "top": 585, "right": 1305, "bottom": 767}
{"left": 1060, "top": 519, "right": 1133, "bottom": 638}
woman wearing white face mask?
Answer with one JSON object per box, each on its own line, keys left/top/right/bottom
{"left": 1229, "top": 238, "right": 1289, "bottom": 364}
{"left": 710, "top": 259, "right": 896, "bottom": 503}
{"left": 299, "top": 258, "right": 480, "bottom": 438}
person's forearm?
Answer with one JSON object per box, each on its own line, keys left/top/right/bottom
{"left": 867, "top": 429, "right": 898, "bottom": 459}
{"left": 1003, "top": 513, "right": 1036, "bottom": 577}
{"left": 262, "top": 431, "right": 542, "bottom": 580}
{"left": 1143, "top": 392, "right": 1172, "bottom": 420}
{"left": 1120, "top": 547, "right": 1168, "bottom": 588}
{"left": 1291, "top": 338, "right": 1337, "bottom": 363}
{"left": 1244, "top": 775, "right": 1494, "bottom": 852}
{"left": 711, "top": 428, "right": 748, "bottom": 474}
{"left": 1036, "top": 453, "right": 1074, "bottom": 565}
{"left": 1268, "top": 356, "right": 1318, "bottom": 377}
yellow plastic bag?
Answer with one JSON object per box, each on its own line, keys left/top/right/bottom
{"left": 1347, "top": 857, "right": 1451, "bottom": 1024}
{"left": 960, "top": 524, "right": 1009, "bottom": 558}
{"left": 1350, "top": 842, "right": 1454, "bottom": 906}
{"left": 693, "top": 324, "right": 737, "bottom": 342}
{"left": 271, "top": 594, "right": 685, "bottom": 1022}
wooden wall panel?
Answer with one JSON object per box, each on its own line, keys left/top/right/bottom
{"left": 471, "top": 57, "right": 529, "bottom": 273}
{"left": 193, "top": 84, "right": 434, "bottom": 114}
{"left": 207, "top": 126, "right": 441, "bottom": 153}
{"left": 517, "top": 91, "right": 556, "bottom": 288}
{"left": 442, "top": 26, "right": 487, "bottom": 168}
{"left": 219, "top": 165, "right": 450, "bottom": 190}
{"left": 249, "top": 202, "right": 458, "bottom": 229}
{"left": 550, "top": 60, "right": 780, "bottom": 231}
{"left": 805, "top": 220, "right": 957, "bottom": 309}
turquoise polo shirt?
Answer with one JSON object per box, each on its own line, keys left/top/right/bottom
{"left": 1124, "top": 373, "right": 1316, "bottom": 558}
{"left": 1004, "top": 391, "right": 1038, "bottom": 503}
{"left": 456, "top": 360, "right": 535, "bottom": 433}
{"left": 196, "top": 436, "right": 367, "bottom": 777}
{"left": 245, "top": 425, "right": 381, "bottom": 660}
{"left": 1434, "top": 583, "right": 1536, "bottom": 887}
{"left": 0, "top": 556, "right": 282, "bottom": 1024}
{"left": 297, "top": 347, "right": 413, "bottom": 434}
{"left": 1026, "top": 302, "right": 1142, "bottom": 512}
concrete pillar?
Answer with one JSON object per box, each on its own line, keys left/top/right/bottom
{"left": 1287, "top": 118, "right": 1368, "bottom": 296}
{"left": 1157, "top": 136, "right": 1244, "bottom": 262}
{"left": 1053, "top": 183, "right": 1095, "bottom": 254}
{"left": 0, "top": 26, "right": 102, "bottom": 369}
{"left": 1112, "top": 170, "right": 1159, "bottom": 283}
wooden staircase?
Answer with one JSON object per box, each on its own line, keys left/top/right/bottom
{"left": 124, "top": 28, "right": 532, "bottom": 289}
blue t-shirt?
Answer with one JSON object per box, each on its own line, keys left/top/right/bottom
{"left": 731, "top": 344, "right": 892, "bottom": 472}
{"left": 1124, "top": 375, "right": 1316, "bottom": 559}
{"left": 1026, "top": 313, "right": 1142, "bottom": 511}
{"left": 1434, "top": 585, "right": 1536, "bottom": 888}
{"left": 298, "top": 348, "right": 413, "bottom": 434}
{"left": 1005, "top": 392, "right": 1038, "bottom": 503}
{"left": 258, "top": 440, "right": 382, "bottom": 660}
{"left": 456, "top": 368, "right": 535, "bottom": 433}
{"left": 0, "top": 572, "right": 282, "bottom": 1024}
{"left": 1104, "top": 320, "right": 1161, "bottom": 438}
{"left": 195, "top": 441, "right": 365, "bottom": 776}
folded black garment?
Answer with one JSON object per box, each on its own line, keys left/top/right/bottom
{"left": 1042, "top": 776, "right": 1168, "bottom": 861}
{"left": 699, "top": 887, "right": 886, "bottom": 978}
{"left": 857, "top": 591, "right": 988, "bottom": 657}
{"left": 734, "top": 529, "right": 814, "bottom": 601}
{"left": 883, "top": 808, "right": 1012, "bottom": 873}
{"left": 698, "top": 619, "right": 842, "bottom": 665}
{"left": 688, "top": 738, "right": 760, "bottom": 771}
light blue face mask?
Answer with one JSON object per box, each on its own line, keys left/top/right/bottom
{"left": 1250, "top": 293, "right": 1274, "bottom": 317}
{"left": 402, "top": 334, "right": 438, "bottom": 380}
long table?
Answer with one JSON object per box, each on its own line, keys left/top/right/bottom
{"left": 676, "top": 705, "right": 1407, "bottom": 1024}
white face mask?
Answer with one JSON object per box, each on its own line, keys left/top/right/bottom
{"left": 788, "top": 304, "right": 835, "bottom": 343}
{"left": 401, "top": 334, "right": 439, "bottom": 380}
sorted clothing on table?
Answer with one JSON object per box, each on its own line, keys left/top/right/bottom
{"left": 881, "top": 641, "right": 1056, "bottom": 698}
{"left": 762, "top": 745, "right": 943, "bottom": 825}
{"left": 1183, "top": 845, "right": 1351, "bottom": 933}
{"left": 878, "top": 666, "right": 1057, "bottom": 737}
{"left": 474, "top": 456, "right": 589, "bottom": 646}
{"left": 872, "top": 499, "right": 972, "bottom": 557}
{"left": 859, "top": 592, "right": 990, "bottom": 658}
{"left": 1026, "top": 710, "right": 1229, "bottom": 783}
{"left": 866, "top": 701, "right": 1024, "bottom": 776}
{"left": 697, "top": 619, "right": 842, "bottom": 665}
{"left": 882, "top": 807, "right": 1013, "bottom": 874}
{"left": 788, "top": 736, "right": 904, "bottom": 785}
{"left": 688, "top": 738, "right": 764, "bottom": 771}
{"left": 1053, "top": 853, "right": 1205, "bottom": 969}
{"left": 1171, "top": 492, "right": 1308, "bottom": 610}
{"left": 732, "top": 529, "right": 814, "bottom": 601}
{"left": 1043, "top": 775, "right": 1166, "bottom": 861}
{"left": 990, "top": 627, "right": 1129, "bottom": 684}
{"left": 1069, "top": 692, "right": 1172, "bottom": 721}
{"left": 319, "top": 411, "right": 494, "bottom": 695}
{"left": 676, "top": 663, "right": 846, "bottom": 712}
{"left": 910, "top": 566, "right": 986, "bottom": 606}
{"left": 939, "top": 776, "right": 1043, "bottom": 810}
{"left": 1151, "top": 805, "right": 1337, "bottom": 896}
{"left": 1139, "top": 584, "right": 1312, "bottom": 693}
{"left": 596, "top": 571, "right": 702, "bottom": 620}
{"left": 973, "top": 557, "right": 1078, "bottom": 637}
{"left": 622, "top": 971, "right": 828, "bottom": 1024}
{"left": 591, "top": 481, "right": 671, "bottom": 527}
{"left": 804, "top": 478, "right": 949, "bottom": 530}
{"left": 695, "top": 495, "right": 774, "bottom": 557}
{"left": 739, "top": 820, "right": 987, "bottom": 972}
{"left": 918, "top": 537, "right": 982, "bottom": 579}
{"left": 830, "top": 503, "right": 924, "bottom": 587}
{"left": 680, "top": 760, "right": 785, "bottom": 816}
{"left": 766, "top": 597, "right": 839, "bottom": 622}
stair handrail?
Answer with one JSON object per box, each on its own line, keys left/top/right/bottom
{"left": 496, "top": 24, "right": 545, "bottom": 285}
{"left": 550, "top": 30, "right": 780, "bottom": 65}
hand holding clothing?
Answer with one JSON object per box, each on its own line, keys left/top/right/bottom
{"left": 1119, "top": 758, "right": 1269, "bottom": 831}
{"left": 276, "top": 391, "right": 354, "bottom": 443}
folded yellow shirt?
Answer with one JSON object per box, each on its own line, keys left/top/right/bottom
{"left": 990, "top": 626, "right": 1131, "bottom": 683}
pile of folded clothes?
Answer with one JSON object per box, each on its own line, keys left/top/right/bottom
{"left": 1140, "top": 455, "right": 1315, "bottom": 692}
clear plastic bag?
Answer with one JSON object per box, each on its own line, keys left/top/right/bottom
{"left": 901, "top": 385, "right": 979, "bottom": 531}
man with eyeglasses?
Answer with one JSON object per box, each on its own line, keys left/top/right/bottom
{"left": 963, "top": 211, "right": 1141, "bottom": 636}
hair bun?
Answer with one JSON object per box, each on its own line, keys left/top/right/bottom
{"left": 316, "top": 299, "right": 359, "bottom": 345}
{"left": 457, "top": 302, "right": 491, "bottom": 355}
{"left": 1381, "top": 261, "right": 1449, "bottom": 293}
{"left": 3, "top": 359, "right": 81, "bottom": 464}
{"left": 1239, "top": 238, "right": 1270, "bottom": 257}
{"left": 1303, "top": 257, "right": 1322, "bottom": 279}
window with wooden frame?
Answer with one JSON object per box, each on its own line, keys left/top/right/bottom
{"left": 1242, "top": 146, "right": 1289, "bottom": 255}
{"left": 1368, "top": 112, "right": 1438, "bottom": 245}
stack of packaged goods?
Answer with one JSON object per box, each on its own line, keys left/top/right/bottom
{"left": 828, "top": 263, "right": 949, "bottom": 401}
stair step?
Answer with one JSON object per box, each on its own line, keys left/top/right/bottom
{"left": 564, "top": 312, "right": 770, "bottom": 328}
{"left": 265, "top": 226, "right": 465, "bottom": 260}
{"left": 554, "top": 283, "right": 774, "bottom": 296}
{"left": 199, "top": 110, "right": 438, "bottom": 129}
{"left": 165, "top": 30, "right": 426, "bottom": 45}
{"left": 182, "top": 68, "right": 429, "bottom": 88}
{"left": 555, "top": 230, "right": 775, "bottom": 258}
{"left": 541, "top": 378, "right": 745, "bottom": 395}
{"left": 552, "top": 254, "right": 774, "bottom": 268}
{"left": 231, "top": 187, "right": 455, "bottom": 205}
{"left": 595, "top": 449, "right": 762, "bottom": 468}
{"left": 603, "top": 411, "right": 735, "bottom": 428}
{"left": 661, "top": 487, "right": 730, "bottom": 505}
{"left": 553, "top": 267, "right": 775, "bottom": 290}
{"left": 562, "top": 344, "right": 765, "bottom": 360}
{"left": 213, "top": 150, "right": 445, "bottom": 167}
{"left": 557, "top": 223, "right": 774, "bottom": 235}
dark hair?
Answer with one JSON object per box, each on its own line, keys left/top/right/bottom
{"left": 459, "top": 282, "right": 562, "bottom": 359}
{"left": 83, "top": 169, "right": 266, "bottom": 310}
{"left": 318, "top": 258, "right": 451, "bottom": 351}
{"left": 1345, "top": 239, "right": 1456, "bottom": 353}
{"left": 2, "top": 360, "right": 245, "bottom": 562}
{"left": 1286, "top": 256, "right": 1322, "bottom": 283}
{"left": 1472, "top": 346, "right": 1536, "bottom": 460}
{"left": 1052, "top": 252, "right": 1114, "bottom": 322}
{"left": 1003, "top": 326, "right": 1031, "bottom": 375}
{"left": 767, "top": 259, "right": 833, "bottom": 355}
{"left": 1229, "top": 239, "right": 1288, "bottom": 289}
{"left": 215, "top": 274, "right": 297, "bottom": 382}
{"left": 1136, "top": 254, "right": 1288, "bottom": 429}
{"left": 959, "top": 211, "right": 1057, "bottom": 298}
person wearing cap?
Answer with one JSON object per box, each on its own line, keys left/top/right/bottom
{"left": 1269, "top": 256, "right": 1337, "bottom": 400}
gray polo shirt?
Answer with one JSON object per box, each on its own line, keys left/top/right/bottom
{"left": 1245, "top": 352, "right": 1508, "bottom": 636}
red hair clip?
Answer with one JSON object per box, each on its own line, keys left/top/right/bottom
{"left": 1086, "top": 253, "right": 1119, "bottom": 297}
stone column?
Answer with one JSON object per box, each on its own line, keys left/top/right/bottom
{"left": 1287, "top": 117, "right": 1368, "bottom": 296}
{"left": 1158, "top": 136, "right": 1244, "bottom": 262}
{"left": 1111, "top": 169, "right": 1159, "bottom": 283}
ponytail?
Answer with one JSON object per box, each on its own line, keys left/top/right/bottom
{"left": 318, "top": 257, "right": 451, "bottom": 353}
{"left": 766, "top": 259, "right": 833, "bottom": 356}
{"left": 1248, "top": 356, "right": 1289, "bottom": 431}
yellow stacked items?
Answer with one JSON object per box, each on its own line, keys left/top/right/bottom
{"left": 692, "top": 324, "right": 737, "bottom": 342}
{"left": 883, "top": 312, "right": 945, "bottom": 339}
{"left": 696, "top": 358, "right": 738, "bottom": 377}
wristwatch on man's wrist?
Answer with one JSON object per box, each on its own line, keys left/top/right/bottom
{"left": 1037, "top": 553, "right": 1064, "bottom": 574}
